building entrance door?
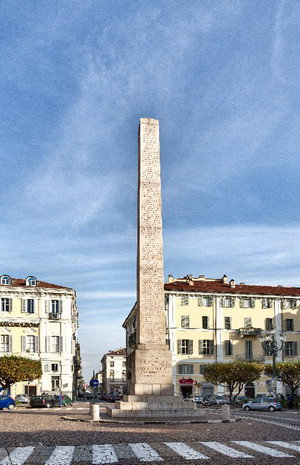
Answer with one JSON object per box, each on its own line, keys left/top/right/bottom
{"left": 245, "top": 383, "right": 255, "bottom": 398}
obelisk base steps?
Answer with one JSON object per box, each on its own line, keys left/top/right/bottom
{"left": 105, "top": 395, "right": 205, "bottom": 418}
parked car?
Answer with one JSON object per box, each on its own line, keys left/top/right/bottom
{"left": 235, "top": 396, "right": 251, "bottom": 405}
{"left": 202, "top": 395, "right": 230, "bottom": 406}
{"left": 243, "top": 396, "right": 282, "bottom": 412}
{"left": 183, "top": 395, "right": 203, "bottom": 404}
{"left": 15, "top": 394, "right": 29, "bottom": 404}
{"left": 0, "top": 395, "right": 15, "bottom": 410}
{"left": 29, "top": 395, "right": 60, "bottom": 408}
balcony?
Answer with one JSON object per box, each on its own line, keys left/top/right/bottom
{"left": 49, "top": 313, "right": 61, "bottom": 320}
{"left": 236, "top": 327, "right": 261, "bottom": 338}
{"left": 235, "top": 354, "right": 265, "bottom": 362}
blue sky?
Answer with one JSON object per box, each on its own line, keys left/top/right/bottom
{"left": 1, "top": 1, "right": 300, "bottom": 381}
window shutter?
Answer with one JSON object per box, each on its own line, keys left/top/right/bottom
{"left": 59, "top": 336, "right": 63, "bottom": 352}
{"left": 8, "top": 299, "right": 12, "bottom": 312}
{"left": 230, "top": 297, "right": 235, "bottom": 307}
{"left": 32, "top": 299, "right": 36, "bottom": 313}
{"left": 240, "top": 299, "right": 243, "bottom": 308}
{"left": 208, "top": 297, "right": 212, "bottom": 307}
{"left": 177, "top": 340, "right": 181, "bottom": 354}
{"left": 199, "top": 340, "right": 203, "bottom": 355}
{"left": 44, "top": 364, "right": 49, "bottom": 372}
{"left": 210, "top": 341, "right": 214, "bottom": 355}
{"left": 21, "top": 336, "right": 26, "bottom": 352}
{"left": 293, "top": 342, "right": 298, "bottom": 356}
{"left": 45, "top": 300, "right": 50, "bottom": 313}
{"left": 251, "top": 298, "right": 255, "bottom": 308}
{"left": 46, "top": 336, "right": 51, "bottom": 352}
{"left": 198, "top": 297, "right": 203, "bottom": 306}
{"left": 188, "top": 340, "right": 193, "bottom": 355}
{"left": 35, "top": 336, "right": 39, "bottom": 353}
{"left": 8, "top": 335, "right": 13, "bottom": 352}
{"left": 59, "top": 300, "right": 63, "bottom": 314}
{"left": 220, "top": 297, "right": 224, "bottom": 307}
{"left": 22, "top": 299, "right": 27, "bottom": 313}
{"left": 293, "top": 300, "right": 297, "bottom": 309}
{"left": 262, "top": 300, "right": 266, "bottom": 309}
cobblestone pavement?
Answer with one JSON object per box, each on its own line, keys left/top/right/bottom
{"left": 1, "top": 403, "right": 300, "bottom": 464}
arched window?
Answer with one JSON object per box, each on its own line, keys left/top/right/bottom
{"left": 26, "top": 276, "right": 37, "bottom": 287}
{"left": 1, "top": 275, "right": 11, "bottom": 285}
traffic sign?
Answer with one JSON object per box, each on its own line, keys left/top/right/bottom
{"left": 91, "top": 379, "right": 99, "bottom": 388}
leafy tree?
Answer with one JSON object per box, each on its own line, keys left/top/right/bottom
{"left": 265, "top": 361, "right": 300, "bottom": 395}
{"left": 0, "top": 355, "right": 42, "bottom": 390}
{"left": 203, "top": 361, "right": 264, "bottom": 403}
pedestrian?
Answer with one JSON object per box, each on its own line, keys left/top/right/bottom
{"left": 59, "top": 393, "right": 63, "bottom": 408}
{"left": 288, "top": 393, "right": 294, "bottom": 409}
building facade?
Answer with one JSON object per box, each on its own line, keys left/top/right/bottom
{"left": 0, "top": 274, "right": 81, "bottom": 399}
{"left": 124, "top": 274, "right": 300, "bottom": 399}
{"left": 100, "top": 348, "right": 127, "bottom": 395}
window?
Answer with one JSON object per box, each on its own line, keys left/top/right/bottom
{"left": 200, "top": 364, "right": 209, "bottom": 374}
{"left": 198, "top": 296, "right": 212, "bottom": 307}
{"left": 285, "top": 342, "right": 297, "bottom": 356}
{"left": 224, "top": 340, "right": 233, "bottom": 356}
{"left": 177, "top": 339, "right": 193, "bottom": 355}
{"left": 51, "top": 363, "right": 58, "bottom": 372}
{"left": 122, "top": 361, "right": 126, "bottom": 367}
{"left": 122, "top": 370, "right": 126, "bottom": 381}
{"left": 1, "top": 275, "right": 11, "bottom": 285}
{"left": 0, "top": 335, "right": 11, "bottom": 352}
{"left": 262, "top": 299, "right": 272, "bottom": 309}
{"left": 286, "top": 319, "right": 294, "bottom": 331}
{"left": 110, "top": 361, "right": 115, "bottom": 367}
{"left": 181, "top": 296, "right": 189, "bottom": 306}
{"left": 51, "top": 376, "right": 60, "bottom": 391}
{"left": 26, "top": 276, "right": 37, "bottom": 286}
{"left": 244, "top": 317, "right": 252, "bottom": 328}
{"left": 109, "top": 370, "right": 114, "bottom": 381}
{"left": 51, "top": 336, "right": 60, "bottom": 352}
{"left": 45, "top": 300, "right": 62, "bottom": 317}
{"left": 22, "top": 299, "right": 35, "bottom": 313}
{"left": 224, "top": 317, "right": 231, "bottom": 330}
{"left": 245, "top": 340, "right": 253, "bottom": 360}
{"left": 178, "top": 364, "right": 194, "bottom": 374}
{"left": 52, "top": 300, "right": 60, "bottom": 314}
{"left": 263, "top": 341, "right": 273, "bottom": 356}
{"left": 265, "top": 318, "right": 273, "bottom": 331}
{"left": 1, "top": 298, "right": 11, "bottom": 312}
{"left": 22, "top": 335, "right": 38, "bottom": 353}
{"left": 223, "top": 297, "right": 234, "bottom": 308}
{"left": 181, "top": 315, "right": 190, "bottom": 328}
{"left": 199, "top": 340, "right": 214, "bottom": 355}
{"left": 285, "top": 300, "right": 298, "bottom": 309}
{"left": 202, "top": 316, "right": 209, "bottom": 329}
{"left": 241, "top": 298, "right": 253, "bottom": 308}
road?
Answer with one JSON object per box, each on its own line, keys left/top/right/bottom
{"left": 1, "top": 403, "right": 300, "bottom": 464}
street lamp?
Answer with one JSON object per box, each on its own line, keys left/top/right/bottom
{"left": 259, "top": 330, "right": 286, "bottom": 395}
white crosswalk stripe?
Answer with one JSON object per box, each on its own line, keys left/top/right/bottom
{"left": 164, "top": 442, "right": 209, "bottom": 460}
{"left": 45, "top": 445, "right": 75, "bottom": 465}
{"left": 129, "top": 443, "right": 164, "bottom": 461}
{"left": 200, "top": 441, "right": 253, "bottom": 458}
{"left": 1, "top": 440, "right": 300, "bottom": 463}
{"left": 0, "top": 446, "right": 35, "bottom": 465}
{"left": 92, "top": 444, "right": 118, "bottom": 464}
{"left": 267, "top": 441, "right": 300, "bottom": 452}
{"left": 232, "top": 441, "right": 295, "bottom": 457}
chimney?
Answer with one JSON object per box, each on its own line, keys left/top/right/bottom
{"left": 222, "top": 275, "right": 228, "bottom": 284}
{"left": 230, "top": 279, "right": 236, "bottom": 288}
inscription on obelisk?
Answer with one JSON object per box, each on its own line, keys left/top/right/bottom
{"left": 130, "top": 118, "right": 173, "bottom": 396}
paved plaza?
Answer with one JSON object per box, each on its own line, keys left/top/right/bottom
{"left": 1, "top": 403, "right": 300, "bottom": 464}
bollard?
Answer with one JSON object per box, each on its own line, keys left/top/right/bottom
{"left": 222, "top": 404, "right": 230, "bottom": 420}
{"left": 91, "top": 403, "right": 100, "bottom": 421}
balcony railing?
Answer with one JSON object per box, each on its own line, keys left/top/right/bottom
{"left": 236, "top": 327, "right": 261, "bottom": 337}
{"left": 235, "top": 354, "right": 265, "bottom": 362}
{"left": 49, "top": 313, "right": 61, "bottom": 320}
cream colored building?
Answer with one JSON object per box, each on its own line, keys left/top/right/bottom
{"left": 0, "top": 274, "right": 81, "bottom": 399}
{"left": 124, "top": 274, "right": 300, "bottom": 398}
{"left": 101, "top": 348, "right": 127, "bottom": 395}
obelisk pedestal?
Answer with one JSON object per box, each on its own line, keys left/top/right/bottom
{"left": 106, "top": 119, "right": 203, "bottom": 417}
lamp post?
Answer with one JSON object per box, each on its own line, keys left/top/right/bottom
{"left": 259, "top": 330, "right": 286, "bottom": 396}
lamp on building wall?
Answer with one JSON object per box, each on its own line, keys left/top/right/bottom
{"left": 259, "top": 330, "right": 286, "bottom": 395}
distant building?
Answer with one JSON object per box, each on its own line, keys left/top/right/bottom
{"left": 0, "top": 274, "right": 81, "bottom": 398}
{"left": 124, "top": 274, "right": 300, "bottom": 398}
{"left": 100, "top": 348, "right": 127, "bottom": 395}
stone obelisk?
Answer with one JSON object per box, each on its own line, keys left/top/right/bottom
{"left": 130, "top": 117, "right": 173, "bottom": 396}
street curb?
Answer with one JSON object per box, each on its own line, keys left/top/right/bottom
{"left": 61, "top": 416, "right": 241, "bottom": 425}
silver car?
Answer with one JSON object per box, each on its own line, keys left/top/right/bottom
{"left": 243, "top": 396, "right": 282, "bottom": 412}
